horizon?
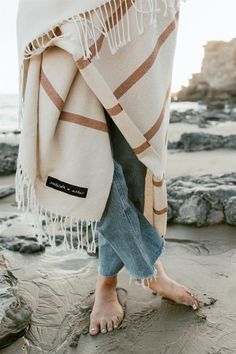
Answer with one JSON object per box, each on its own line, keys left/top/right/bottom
{"left": 0, "top": 0, "right": 236, "bottom": 95}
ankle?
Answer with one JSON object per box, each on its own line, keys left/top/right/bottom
{"left": 97, "top": 275, "right": 117, "bottom": 288}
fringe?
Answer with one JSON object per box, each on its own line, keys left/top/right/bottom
{"left": 127, "top": 236, "right": 166, "bottom": 288}
{"left": 22, "top": 0, "right": 183, "bottom": 61}
{"left": 15, "top": 162, "right": 99, "bottom": 253}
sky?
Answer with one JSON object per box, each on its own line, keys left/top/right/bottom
{"left": 0, "top": 0, "right": 235, "bottom": 94}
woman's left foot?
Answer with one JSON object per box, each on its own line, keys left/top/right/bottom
{"left": 145, "top": 260, "right": 200, "bottom": 310}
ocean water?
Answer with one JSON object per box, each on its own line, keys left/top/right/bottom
{"left": 0, "top": 94, "right": 19, "bottom": 132}
{"left": 0, "top": 94, "right": 206, "bottom": 133}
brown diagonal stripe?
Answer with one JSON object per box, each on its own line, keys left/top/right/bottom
{"left": 40, "top": 68, "right": 64, "bottom": 111}
{"left": 60, "top": 111, "right": 108, "bottom": 132}
{"left": 153, "top": 207, "right": 168, "bottom": 215}
{"left": 133, "top": 140, "right": 150, "bottom": 155}
{"left": 114, "top": 11, "right": 179, "bottom": 99}
{"left": 133, "top": 85, "right": 171, "bottom": 155}
{"left": 144, "top": 85, "right": 171, "bottom": 141}
{"left": 106, "top": 103, "right": 123, "bottom": 116}
{"left": 153, "top": 177, "right": 165, "bottom": 187}
{"left": 76, "top": 0, "right": 133, "bottom": 69}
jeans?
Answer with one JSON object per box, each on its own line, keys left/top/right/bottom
{"left": 96, "top": 109, "right": 165, "bottom": 280}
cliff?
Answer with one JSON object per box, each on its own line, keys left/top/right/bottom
{"left": 177, "top": 38, "right": 236, "bottom": 101}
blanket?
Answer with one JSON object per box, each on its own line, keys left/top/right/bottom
{"left": 16, "top": 0, "right": 181, "bottom": 252}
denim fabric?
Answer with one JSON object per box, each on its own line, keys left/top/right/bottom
{"left": 96, "top": 109, "right": 165, "bottom": 280}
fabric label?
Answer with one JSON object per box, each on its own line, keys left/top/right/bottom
{"left": 46, "top": 176, "right": 88, "bottom": 198}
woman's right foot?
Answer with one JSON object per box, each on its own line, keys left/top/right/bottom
{"left": 146, "top": 260, "right": 200, "bottom": 310}
{"left": 89, "top": 276, "right": 124, "bottom": 336}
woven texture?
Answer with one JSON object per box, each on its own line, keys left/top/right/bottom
{"left": 16, "top": 0, "right": 180, "bottom": 251}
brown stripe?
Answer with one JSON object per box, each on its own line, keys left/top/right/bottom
{"left": 144, "top": 85, "right": 171, "bottom": 141}
{"left": 153, "top": 207, "right": 168, "bottom": 215}
{"left": 76, "top": 0, "right": 133, "bottom": 69}
{"left": 60, "top": 111, "right": 108, "bottom": 132}
{"left": 153, "top": 177, "right": 165, "bottom": 187}
{"left": 133, "top": 85, "right": 171, "bottom": 155}
{"left": 76, "top": 58, "right": 91, "bottom": 70}
{"left": 114, "top": 11, "right": 179, "bottom": 99}
{"left": 106, "top": 103, "right": 123, "bottom": 116}
{"left": 133, "top": 141, "right": 150, "bottom": 155}
{"left": 54, "top": 26, "right": 62, "bottom": 36}
{"left": 40, "top": 68, "right": 64, "bottom": 111}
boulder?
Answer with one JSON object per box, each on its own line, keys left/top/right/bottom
{"left": 167, "top": 172, "right": 236, "bottom": 226}
{"left": 0, "top": 254, "right": 32, "bottom": 349}
{"left": 168, "top": 132, "right": 236, "bottom": 151}
{"left": 0, "top": 143, "right": 18, "bottom": 175}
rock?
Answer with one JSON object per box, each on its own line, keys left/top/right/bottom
{"left": 202, "top": 111, "right": 230, "bottom": 122}
{"left": 170, "top": 109, "right": 201, "bottom": 125}
{"left": 0, "top": 235, "right": 46, "bottom": 254}
{"left": 167, "top": 172, "right": 236, "bottom": 226}
{"left": 170, "top": 108, "right": 235, "bottom": 127}
{"left": 176, "top": 195, "right": 208, "bottom": 226}
{"left": 0, "top": 186, "right": 15, "bottom": 199}
{"left": 206, "top": 210, "right": 225, "bottom": 225}
{"left": 0, "top": 143, "right": 18, "bottom": 175}
{"left": 168, "top": 132, "right": 236, "bottom": 151}
{"left": 0, "top": 254, "right": 32, "bottom": 349}
{"left": 224, "top": 196, "right": 236, "bottom": 225}
{"left": 207, "top": 101, "right": 225, "bottom": 110}
{"left": 177, "top": 39, "right": 236, "bottom": 101}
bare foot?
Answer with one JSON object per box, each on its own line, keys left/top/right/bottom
{"left": 89, "top": 276, "right": 124, "bottom": 336}
{"left": 145, "top": 260, "right": 200, "bottom": 310}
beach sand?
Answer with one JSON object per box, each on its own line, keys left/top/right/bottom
{"left": 1, "top": 122, "right": 236, "bottom": 353}
{"left": 1, "top": 224, "right": 236, "bottom": 354}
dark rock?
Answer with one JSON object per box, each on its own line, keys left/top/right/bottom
{"left": 170, "top": 107, "right": 235, "bottom": 127}
{"left": 0, "top": 143, "right": 19, "bottom": 175}
{"left": 206, "top": 210, "right": 225, "bottom": 225}
{"left": 224, "top": 196, "right": 236, "bottom": 225}
{"left": 168, "top": 132, "right": 236, "bottom": 151}
{"left": 202, "top": 111, "right": 230, "bottom": 122}
{"left": 0, "top": 254, "right": 32, "bottom": 349}
{"left": 167, "top": 172, "right": 236, "bottom": 226}
{"left": 0, "top": 186, "right": 15, "bottom": 199}
{"left": 18, "top": 243, "right": 45, "bottom": 254}
{"left": 0, "top": 235, "right": 46, "bottom": 254}
{"left": 170, "top": 109, "right": 201, "bottom": 125}
{"left": 207, "top": 101, "right": 225, "bottom": 110}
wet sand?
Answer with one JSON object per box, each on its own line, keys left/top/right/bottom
{"left": 1, "top": 224, "right": 236, "bottom": 354}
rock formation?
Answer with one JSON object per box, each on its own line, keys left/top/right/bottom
{"left": 177, "top": 39, "right": 236, "bottom": 101}
{"left": 0, "top": 143, "right": 18, "bottom": 175}
{"left": 168, "top": 132, "right": 236, "bottom": 151}
{"left": 167, "top": 172, "right": 236, "bottom": 226}
{"left": 0, "top": 254, "right": 32, "bottom": 349}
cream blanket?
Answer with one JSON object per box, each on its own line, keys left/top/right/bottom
{"left": 16, "top": 0, "right": 181, "bottom": 251}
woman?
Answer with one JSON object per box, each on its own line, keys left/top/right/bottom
{"left": 16, "top": 0, "right": 200, "bottom": 338}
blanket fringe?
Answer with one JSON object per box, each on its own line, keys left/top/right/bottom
{"left": 23, "top": 0, "right": 183, "bottom": 61}
{"left": 15, "top": 163, "right": 99, "bottom": 253}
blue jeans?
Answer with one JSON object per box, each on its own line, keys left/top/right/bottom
{"left": 96, "top": 110, "right": 165, "bottom": 280}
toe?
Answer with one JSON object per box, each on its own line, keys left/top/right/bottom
{"left": 107, "top": 320, "right": 113, "bottom": 332}
{"left": 89, "top": 318, "right": 100, "bottom": 336}
{"left": 186, "top": 289, "right": 200, "bottom": 309}
{"left": 113, "top": 314, "right": 124, "bottom": 329}
{"left": 100, "top": 318, "right": 107, "bottom": 334}
{"left": 112, "top": 315, "right": 120, "bottom": 329}
{"left": 191, "top": 296, "right": 200, "bottom": 310}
